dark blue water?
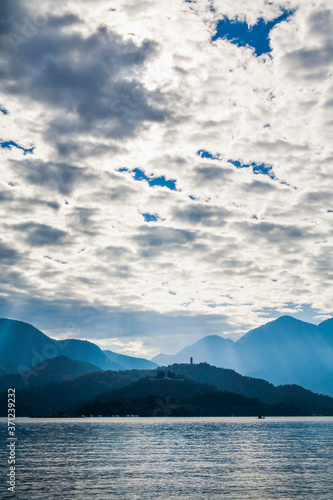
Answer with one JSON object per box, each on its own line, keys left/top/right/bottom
{"left": 1, "top": 417, "right": 333, "bottom": 499}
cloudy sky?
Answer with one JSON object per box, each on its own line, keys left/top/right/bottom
{"left": 0, "top": 0, "right": 332, "bottom": 357}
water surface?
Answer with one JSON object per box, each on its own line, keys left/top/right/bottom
{"left": 1, "top": 417, "right": 333, "bottom": 499}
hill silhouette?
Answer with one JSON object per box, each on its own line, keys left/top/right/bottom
{"left": 75, "top": 372, "right": 333, "bottom": 417}
{"left": 0, "top": 318, "right": 156, "bottom": 372}
{"left": 0, "top": 356, "right": 101, "bottom": 392}
{"left": 152, "top": 316, "right": 333, "bottom": 396}
{"left": 1, "top": 362, "right": 333, "bottom": 417}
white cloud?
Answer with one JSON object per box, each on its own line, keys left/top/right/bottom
{"left": 0, "top": 0, "right": 332, "bottom": 355}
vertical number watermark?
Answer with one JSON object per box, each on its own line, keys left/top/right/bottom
{"left": 7, "top": 389, "right": 16, "bottom": 494}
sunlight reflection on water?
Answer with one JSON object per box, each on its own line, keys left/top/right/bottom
{"left": 0, "top": 417, "right": 333, "bottom": 499}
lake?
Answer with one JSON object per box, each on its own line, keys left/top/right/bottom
{"left": 1, "top": 417, "right": 333, "bottom": 499}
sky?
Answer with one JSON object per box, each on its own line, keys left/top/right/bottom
{"left": 0, "top": 0, "right": 332, "bottom": 358}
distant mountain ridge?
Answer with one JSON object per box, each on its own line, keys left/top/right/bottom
{"left": 0, "top": 356, "right": 101, "bottom": 392}
{"left": 1, "top": 315, "right": 333, "bottom": 397}
{"left": 153, "top": 335, "right": 240, "bottom": 371}
{"left": 76, "top": 370, "right": 333, "bottom": 418}
{"left": 152, "top": 335, "right": 238, "bottom": 370}
{"left": 103, "top": 350, "right": 156, "bottom": 370}
{"left": 2, "top": 362, "right": 333, "bottom": 417}
{"left": 152, "top": 316, "right": 333, "bottom": 396}
{"left": 0, "top": 318, "right": 157, "bottom": 373}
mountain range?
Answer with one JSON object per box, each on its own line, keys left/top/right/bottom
{"left": 75, "top": 370, "right": 333, "bottom": 418}
{"left": 1, "top": 362, "right": 333, "bottom": 417}
{"left": 0, "top": 318, "right": 157, "bottom": 374}
{"left": 152, "top": 316, "right": 333, "bottom": 396}
{"left": 0, "top": 356, "right": 101, "bottom": 392}
{"left": 0, "top": 314, "right": 332, "bottom": 407}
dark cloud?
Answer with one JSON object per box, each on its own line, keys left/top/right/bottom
{"left": 55, "top": 139, "right": 120, "bottom": 161}
{"left": 11, "top": 159, "right": 92, "bottom": 195}
{"left": 108, "top": 185, "right": 137, "bottom": 202}
{"left": 133, "top": 226, "right": 196, "bottom": 256}
{"left": 194, "top": 165, "right": 230, "bottom": 183}
{"left": 0, "top": 190, "right": 12, "bottom": 203}
{"left": 172, "top": 204, "right": 230, "bottom": 226}
{"left": 1, "top": 193, "right": 61, "bottom": 215}
{"left": 236, "top": 220, "right": 316, "bottom": 245}
{"left": 46, "top": 201, "right": 61, "bottom": 211}
{"left": 284, "top": 47, "right": 333, "bottom": 79}
{"left": 0, "top": 241, "right": 20, "bottom": 265}
{"left": 67, "top": 207, "right": 101, "bottom": 236}
{"left": 302, "top": 191, "right": 333, "bottom": 204}
{"left": 280, "top": 9, "right": 333, "bottom": 82}
{"left": 15, "top": 222, "right": 67, "bottom": 246}
{"left": 0, "top": 0, "right": 17, "bottom": 36}
{"left": 47, "top": 13, "right": 81, "bottom": 29}
{"left": 245, "top": 179, "right": 276, "bottom": 193}
{"left": 0, "top": 2, "right": 169, "bottom": 148}
{"left": 307, "top": 9, "right": 333, "bottom": 38}
{"left": 97, "top": 246, "right": 134, "bottom": 261}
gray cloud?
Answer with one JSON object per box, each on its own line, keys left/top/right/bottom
{"left": 172, "top": 203, "right": 230, "bottom": 226}
{"left": 283, "top": 46, "right": 333, "bottom": 81}
{"left": 278, "top": 7, "right": 333, "bottom": 83}
{"left": 15, "top": 222, "right": 67, "bottom": 246}
{"left": 10, "top": 159, "right": 92, "bottom": 195}
{"left": 194, "top": 165, "right": 231, "bottom": 183}
{"left": 0, "top": 241, "right": 20, "bottom": 265}
{"left": 67, "top": 207, "right": 101, "bottom": 236}
{"left": 96, "top": 246, "right": 134, "bottom": 261}
{"left": 245, "top": 179, "right": 277, "bottom": 193}
{"left": 133, "top": 226, "right": 196, "bottom": 255}
{"left": 47, "top": 13, "right": 81, "bottom": 29}
{"left": 236, "top": 220, "right": 316, "bottom": 244}
{"left": 0, "top": 191, "right": 12, "bottom": 203}
{"left": 1, "top": 2, "right": 169, "bottom": 148}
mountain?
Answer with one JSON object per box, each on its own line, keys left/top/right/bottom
{"left": 2, "top": 361, "right": 333, "bottom": 417}
{"left": 152, "top": 316, "right": 333, "bottom": 396}
{"left": 75, "top": 370, "right": 333, "bottom": 417}
{"left": 162, "top": 363, "right": 333, "bottom": 413}
{"left": 0, "top": 368, "right": 150, "bottom": 416}
{"left": 89, "top": 374, "right": 217, "bottom": 403}
{"left": 152, "top": 335, "right": 238, "bottom": 369}
{"left": 76, "top": 391, "right": 309, "bottom": 418}
{"left": 0, "top": 356, "right": 18, "bottom": 377}
{"left": 0, "top": 356, "right": 101, "bottom": 392}
{"left": 0, "top": 318, "right": 155, "bottom": 373}
{"left": 236, "top": 316, "right": 328, "bottom": 382}
{"left": 0, "top": 318, "right": 117, "bottom": 371}
{"left": 75, "top": 375, "right": 274, "bottom": 417}
{"left": 150, "top": 353, "right": 174, "bottom": 366}
{"left": 103, "top": 350, "right": 157, "bottom": 370}
{"left": 318, "top": 318, "right": 333, "bottom": 347}
{"left": 236, "top": 316, "right": 333, "bottom": 394}
{"left": 164, "top": 363, "right": 280, "bottom": 402}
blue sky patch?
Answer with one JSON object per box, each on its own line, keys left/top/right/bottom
{"left": 228, "top": 159, "right": 275, "bottom": 179}
{"left": 133, "top": 168, "right": 177, "bottom": 191}
{"left": 197, "top": 149, "right": 221, "bottom": 160}
{"left": 212, "top": 10, "right": 294, "bottom": 56}
{"left": 0, "top": 106, "right": 8, "bottom": 115}
{"left": 197, "top": 150, "right": 275, "bottom": 180}
{"left": 142, "top": 213, "right": 160, "bottom": 222}
{"left": 1, "top": 140, "right": 35, "bottom": 155}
